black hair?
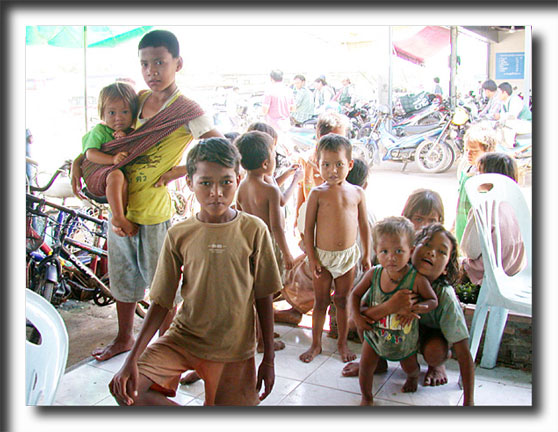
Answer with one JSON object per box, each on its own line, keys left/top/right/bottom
{"left": 316, "top": 133, "right": 352, "bottom": 161}
{"left": 372, "top": 216, "right": 416, "bottom": 251}
{"left": 224, "top": 131, "right": 240, "bottom": 144}
{"left": 270, "top": 69, "right": 283, "bottom": 82}
{"left": 346, "top": 158, "right": 369, "bottom": 187}
{"left": 415, "top": 223, "right": 459, "bottom": 285}
{"left": 315, "top": 77, "right": 327, "bottom": 86}
{"left": 247, "top": 122, "right": 278, "bottom": 142}
{"left": 498, "top": 82, "right": 513, "bottom": 96}
{"left": 138, "top": 29, "right": 180, "bottom": 58}
{"left": 402, "top": 189, "right": 445, "bottom": 225}
{"left": 434, "top": 77, "right": 440, "bottom": 84}
{"left": 477, "top": 152, "right": 518, "bottom": 182}
{"left": 481, "top": 79, "right": 497, "bottom": 92}
{"left": 186, "top": 138, "right": 240, "bottom": 178}
{"left": 235, "top": 131, "right": 274, "bottom": 171}
{"left": 294, "top": 74, "right": 306, "bottom": 82}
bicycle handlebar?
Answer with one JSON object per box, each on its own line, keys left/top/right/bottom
{"left": 28, "top": 160, "right": 72, "bottom": 193}
{"left": 26, "top": 193, "right": 106, "bottom": 227}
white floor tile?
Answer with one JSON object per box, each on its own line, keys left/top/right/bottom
{"left": 272, "top": 344, "right": 331, "bottom": 381}
{"left": 278, "top": 382, "right": 362, "bottom": 406}
{"left": 474, "top": 365, "right": 532, "bottom": 388}
{"left": 280, "top": 327, "right": 338, "bottom": 354}
{"left": 474, "top": 379, "right": 532, "bottom": 406}
{"left": 89, "top": 351, "right": 130, "bottom": 374}
{"left": 305, "top": 354, "right": 395, "bottom": 395}
{"left": 258, "top": 376, "right": 302, "bottom": 406}
{"left": 177, "top": 377, "right": 206, "bottom": 399}
{"left": 375, "top": 367, "right": 463, "bottom": 406}
{"left": 94, "top": 396, "right": 119, "bottom": 406}
{"left": 54, "top": 364, "right": 113, "bottom": 406}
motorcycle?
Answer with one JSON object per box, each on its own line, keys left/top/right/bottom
{"left": 358, "top": 105, "right": 448, "bottom": 172}
{"left": 413, "top": 103, "right": 473, "bottom": 173}
{"left": 392, "top": 95, "right": 447, "bottom": 137}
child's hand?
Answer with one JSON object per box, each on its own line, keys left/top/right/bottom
{"left": 292, "top": 165, "right": 304, "bottom": 183}
{"left": 311, "top": 260, "right": 323, "bottom": 279}
{"left": 390, "top": 290, "right": 419, "bottom": 315}
{"left": 396, "top": 313, "right": 419, "bottom": 327}
{"left": 109, "top": 361, "right": 139, "bottom": 406}
{"left": 353, "top": 312, "right": 374, "bottom": 333}
{"left": 256, "top": 360, "right": 275, "bottom": 401}
{"left": 112, "top": 130, "right": 127, "bottom": 139}
{"left": 361, "top": 256, "right": 371, "bottom": 273}
{"left": 284, "top": 252, "right": 295, "bottom": 271}
{"left": 112, "top": 151, "right": 129, "bottom": 165}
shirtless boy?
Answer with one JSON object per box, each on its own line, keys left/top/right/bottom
{"left": 235, "top": 130, "right": 296, "bottom": 272}
{"left": 301, "top": 134, "right": 371, "bottom": 363}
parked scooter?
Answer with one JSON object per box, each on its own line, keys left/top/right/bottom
{"left": 359, "top": 105, "right": 447, "bottom": 172}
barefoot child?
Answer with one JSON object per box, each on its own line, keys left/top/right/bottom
{"left": 247, "top": 121, "right": 303, "bottom": 207}
{"left": 412, "top": 224, "right": 475, "bottom": 405}
{"left": 351, "top": 216, "right": 438, "bottom": 405}
{"left": 342, "top": 188, "right": 445, "bottom": 378}
{"left": 235, "top": 130, "right": 295, "bottom": 353}
{"left": 300, "top": 134, "right": 371, "bottom": 363}
{"left": 81, "top": 82, "right": 139, "bottom": 236}
{"left": 109, "top": 138, "right": 282, "bottom": 406}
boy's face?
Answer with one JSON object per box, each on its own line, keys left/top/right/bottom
{"left": 412, "top": 231, "right": 452, "bottom": 283}
{"left": 465, "top": 140, "right": 485, "bottom": 165}
{"left": 318, "top": 149, "right": 353, "bottom": 185}
{"left": 139, "top": 46, "right": 182, "bottom": 93}
{"left": 375, "top": 232, "right": 413, "bottom": 275}
{"left": 102, "top": 98, "right": 133, "bottom": 132}
{"left": 264, "top": 147, "right": 276, "bottom": 175}
{"left": 187, "top": 161, "right": 240, "bottom": 223}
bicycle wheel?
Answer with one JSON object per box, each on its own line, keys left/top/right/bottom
{"left": 135, "top": 300, "right": 150, "bottom": 319}
{"left": 41, "top": 281, "right": 56, "bottom": 304}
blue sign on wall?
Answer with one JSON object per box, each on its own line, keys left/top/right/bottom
{"left": 495, "top": 52, "right": 525, "bottom": 80}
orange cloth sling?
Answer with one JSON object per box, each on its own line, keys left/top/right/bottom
{"left": 81, "top": 95, "right": 204, "bottom": 197}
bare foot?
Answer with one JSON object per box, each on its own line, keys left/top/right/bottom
{"left": 274, "top": 308, "right": 303, "bottom": 325}
{"left": 423, "top": 365, "right": 448, "bottom": 386}
{"left": 342, "top": 361, "right": 360, "bottom": 377}
{"left": 402, "top": 374, "right": 419, "bottom": 393}
{"left": 111, "top": 215, "right": 139, "bottom": 237}
{"left": 341, "top": 358, "right": 388, "bottom": 377}
{"left": 338, "top": 344, "right": 357, "bottom": 362}
{"left": 299, "top": 345, "right": 322, "bottom": 363}
{"left": 360, "top": 397, "right": 374, "bottom": 406}
{"left": 92, "top": 337, "right": 134, "bottom": 361}
{"left": 180, "top": 371, "right": 200, "bottom": 385}
{"left": 257, "top": 340, "right": 286, "bottom": 353}
{"left": 274, "top": 332, "right": 281, "bottom": 338}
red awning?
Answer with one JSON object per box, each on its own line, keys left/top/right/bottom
{"left": 393, "top": 26, "right": 450, "bottom": 66}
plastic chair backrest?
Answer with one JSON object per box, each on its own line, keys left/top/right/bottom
{"left": 464, "top": 173, "right": 532, "bottom": 310}
{"left": 26, "top": 289, "right": 69, "bottom": 405}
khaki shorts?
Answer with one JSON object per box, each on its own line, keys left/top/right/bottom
{"left": 315, "top": 244, "right": 360, "bottom": 279}
{"left": 137, "top": 334, "right": 259, "bottom": 406}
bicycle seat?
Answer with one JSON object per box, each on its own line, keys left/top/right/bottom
{"left": 82, "top": 187, "right": 108, "bottom": 204}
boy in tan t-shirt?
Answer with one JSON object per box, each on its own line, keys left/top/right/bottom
{"left": 109, "top": 138, "right": 282, "bottom": 406}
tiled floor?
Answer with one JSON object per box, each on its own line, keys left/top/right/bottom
{"left": 53, "top": 323, "right": 532, "bottom": 406}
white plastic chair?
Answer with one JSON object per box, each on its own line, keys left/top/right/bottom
{"left": 26, "top": 288, "right": 69, "bottom": 405}
{"left": 464, "top": 173, "right": 532, "bottom": 369}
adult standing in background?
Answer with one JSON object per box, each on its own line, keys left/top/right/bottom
{"left": 262, "top": 69, "right": 294, "bottom": 138}
{"left": 291, "top": 74, "right": 314, "bottom": 126}
{"left": 313, "top": 76, "right": 335, "bottom": 115}
{"left": 433, "top": 77, "right": 443, "bottom": 96}
{"left": 478, "top": 79, "right": 503, "bottom": 121}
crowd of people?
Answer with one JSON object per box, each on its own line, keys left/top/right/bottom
{"left": 68, "top": 29, "right": 528, "bottom": 407}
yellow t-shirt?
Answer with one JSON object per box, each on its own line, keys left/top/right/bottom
{"left": 124, "top": 90, "right": 210, "bottom": 225}
{"left": 148, "top": 211, "right": 282, "bottom": 362}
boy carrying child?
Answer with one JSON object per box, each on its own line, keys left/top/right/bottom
{"left": 109, "top": 138, "right": 282, "bottom": 406}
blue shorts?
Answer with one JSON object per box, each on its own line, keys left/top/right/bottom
{"left": 108, "top": 218, "right": 171, "bottom": 303}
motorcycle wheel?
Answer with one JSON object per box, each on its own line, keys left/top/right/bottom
{"left": 352, "top": 142, "right": 375, "bottom": 169}
{"left": 415, "top": 139, "right": 452, "bottom": 173}
{"left": 436, "top": 141, "right": 456, "bottom": 173}
{"left": 41, "top": 281, "right": 55, "bottom": 304}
